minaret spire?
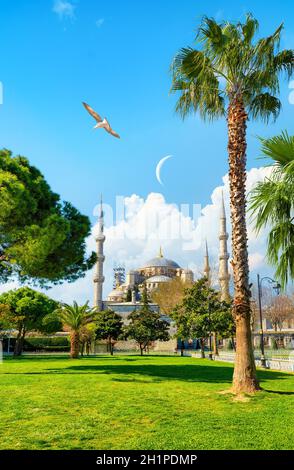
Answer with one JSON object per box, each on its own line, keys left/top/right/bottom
{"left": 158, "top": 246, "right": 164, "bottom": 258}
{"left": 203, "top": 240, "right": 211, "bottom": 284}
{"left": 218, "top": 191, "right": 230, "bottom": 301}
{"left": 94, "top": 195, "right": 105, "bottom": 310}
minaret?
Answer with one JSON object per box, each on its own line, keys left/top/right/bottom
{"left": 158, "top": 246, "right": 164, "bottom": 258}
{"left": 203, "top": 240, "right": 211, "bottom": 284}
{"left": 218, "top": 192, "right": 230, "bottom": 301}
{"left": 93, "top": 196, "right": 105, "bottom": 310}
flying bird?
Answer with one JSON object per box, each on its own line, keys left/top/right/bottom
{"left": 82, "top": 102, "right": 120, "bottom": 139}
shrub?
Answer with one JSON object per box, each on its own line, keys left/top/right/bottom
{"left": 24, "top": 336, "right": 70, "bottom": 352}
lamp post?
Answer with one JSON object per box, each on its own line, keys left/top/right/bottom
{"left": 257, "top": 274, "right": 281, "bottom": 368}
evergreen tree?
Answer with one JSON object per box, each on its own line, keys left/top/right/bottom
{"left": 0, "top": 150, "right": 96, "bottom": 285}
{"left": 95, "top": 309, "right": 124, "bottom": 355}
{"left": 125, "top": 284, "right": 170, "bottom": 355}
{"left": 0, "top": 288, "right": 59, "bottom": 356}
{"left": 172, "top": 278, "right": 234, "bottom": 358}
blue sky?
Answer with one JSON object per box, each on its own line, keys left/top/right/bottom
{"left": 0, "top": 0, "right": 293, "bottom": 224}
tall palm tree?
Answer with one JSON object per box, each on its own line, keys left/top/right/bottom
{"left": 250, "top": 132, "right": 294, "bottom": 288}
{"left": 53, "top": 302, "right": 94, "bottom": 358}
{"left": 171, "top": 14, "right": 294, "bottom": 393}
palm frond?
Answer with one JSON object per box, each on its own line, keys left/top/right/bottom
{"left": 170, "top": 15, "right": 293, "bottom": 123}
{"left": 267, "top": 222, "right": 294, "bottom": 288}
{"left": 239, "top": 13, "right": 259, "bottom": 44}
{"left": 249, "top": 132, "right": 294, "bottom": 288}
{"left": 258, "top": 132, "right": 294, "bottom": 169}
{"left": 248, "top": 93, "right": 281, "bottom": 123}
{"left": 274, "top": 50, "right": 294, "bottom": 79}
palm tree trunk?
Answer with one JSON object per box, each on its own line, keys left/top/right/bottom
{"left": 228, "top": 95, "right": 260, "bottom": 394}
{"left": 70, "top": 331, "right": 80, "bottom": 359}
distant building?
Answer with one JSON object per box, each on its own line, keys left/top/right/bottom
{"left": 92, "top": 195, "right": 231, "bottom": 351}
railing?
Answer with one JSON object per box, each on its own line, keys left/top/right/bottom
{"left": 187, "top": 350, "right": 294, "bottom": 373}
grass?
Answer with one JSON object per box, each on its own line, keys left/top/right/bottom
{"left": 0, "top": 355, "right": 294, "bottom": 450}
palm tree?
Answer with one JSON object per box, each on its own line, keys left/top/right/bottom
{"left": 171, "top": 14, "right": 293, "bottom": 393}
{"left": 250, "top": 132, "right": 294, "bottom": 289}
{"left": 53, "top": 302, "right": 95, "bottom": 358}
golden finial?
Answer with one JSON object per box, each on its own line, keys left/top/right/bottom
{"left": 158, "top": 246, "right": 164, "bottom": 258}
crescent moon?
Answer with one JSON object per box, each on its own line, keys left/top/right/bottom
{"left": 156, "top": 155, "right": 173, "bottom": 185}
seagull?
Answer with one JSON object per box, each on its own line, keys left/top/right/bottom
{"left": 82, "top": 102, "right": 120, "bottom": 139}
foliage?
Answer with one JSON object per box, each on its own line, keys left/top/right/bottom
{"left": 125, "top": 285, "right": 170, "bottom": 355}
{"left": 0, "top": 287, "right": 59, "bottom": 355}
{"left": 0, "top": 150, "right": 96, "bottom": 285}
{"left": 151, "top": 277, "right": 192, "bottom": 316}
{"left": 250, "top": 132, "right": 294, "bottom": 288}
{"left": 264, "top": 295, "right": 294, "bottom": 331}
{"left": 45, "top": 301, "right": 96, "bottom": 358}
{"left": 47, "top": 301, "right": 94, "bottom": 331}
{"left": 125, "top": 289, "right": 132, "bottom": 302}
{"left": 24, "top": 336, "right": 70, "bottom": 352}
{"left": 170, "top": 14, "right": 293, "bottom": 122}
{"left": 95, "top": 309, "right": 124, "bottom": 355}
{"left": 171, "top": 278, "right": 234, "bottom": 355}
{"left": 79, "top": 324, "right": 97, "bottom": 356}
{"left": 0, "top": 304, "right": 12, "bottom": 335}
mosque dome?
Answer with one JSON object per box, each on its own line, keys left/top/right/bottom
{"left": 142, "top": 248, "right": 180, "bottom": 270}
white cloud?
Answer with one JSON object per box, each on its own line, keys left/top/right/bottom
{"left": 0, "top": 166, "right": 275, "bottom": 304}
{"left": 53, "top": 1, "right": 76, "bottom": 20}
{"left": 96, "top": 18, "right": 105, "bottom": 28}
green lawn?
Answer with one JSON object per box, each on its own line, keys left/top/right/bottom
{"left": 0, "top": 355, "right": 293, "bottom": 450}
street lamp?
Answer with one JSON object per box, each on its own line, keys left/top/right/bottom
{"left": 257, "top": 274, "right": 281, "bottom": 368}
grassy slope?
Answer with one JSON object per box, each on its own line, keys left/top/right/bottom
{"left": 0, "top": 355, "right": 293, "bottom": 450}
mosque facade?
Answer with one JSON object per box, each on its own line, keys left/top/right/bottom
{"left": 93, "top": 194, "right": 231, "bottom": 323}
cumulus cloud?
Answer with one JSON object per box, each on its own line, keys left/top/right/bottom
{"left": 0, "top": 166, "right": 275, "bottom": 304}
{"left": 53, "top": 0, "right": 76, "bottom": 20}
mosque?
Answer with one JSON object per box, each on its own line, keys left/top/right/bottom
{"left": 93, "top": 194, "right": 231, "bottom": 328}
{"left": 107, "top": 247, "right": 194, "bottom": 303}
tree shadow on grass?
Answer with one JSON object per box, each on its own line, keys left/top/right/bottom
{"left": 3, "top": 356, "right": 294, "bottom": 390}
{"left": 262, "top": 389, "right": 294, "bottom": 395}
{"left": 5, "top": 362, "right": 292, "bottom": 388}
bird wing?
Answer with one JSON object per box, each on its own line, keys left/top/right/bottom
{"left": 82, "top": 102, "right": 103, "bottom": 122}
{"left": 109, "top": 129, "right": 120, "bottom": 139}
{"left": 104, "top": 118, "right": 120, "bottom": 139}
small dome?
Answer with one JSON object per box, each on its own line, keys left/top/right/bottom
{"left": 107, "top": 289, "right": 124, "bottom": 299}
{"left": 146, "top": 275, "right": 172, "bottom": 283}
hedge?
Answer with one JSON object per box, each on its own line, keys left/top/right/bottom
{"left": 24, "top": 336, "right": 70, "bottom": 352}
